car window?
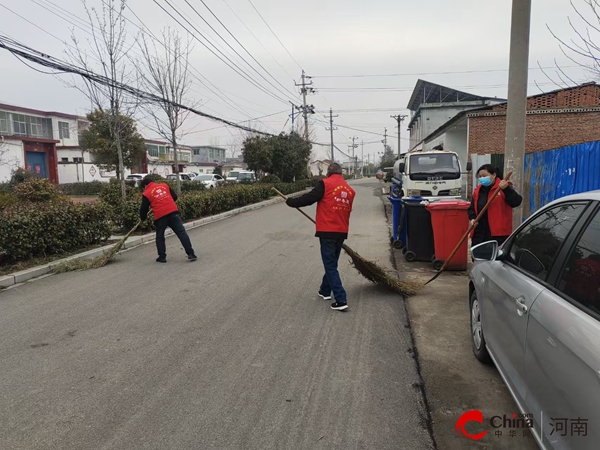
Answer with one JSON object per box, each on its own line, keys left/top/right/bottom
{"left": 507, "top": 203, "right": 587, "bottom": 281}
{"left": 557, "top": 208, "right": 600, "bottom": 315}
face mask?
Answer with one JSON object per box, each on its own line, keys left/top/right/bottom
{"left": 479, "top": 176, "right": 492, "bottom": 187}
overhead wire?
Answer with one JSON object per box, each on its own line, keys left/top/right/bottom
{"left": 312, "top": 66, "right": 581, "bottom": 78}
{"left": 155, "top": 0, "right": 293, "bottom": 106}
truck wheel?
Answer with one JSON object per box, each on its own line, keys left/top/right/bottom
{"left": 433, "top": 259, "right": 444, "bottom": 271}
{"left": 405, "top": 251, "right": 416, "bottom": 262}
{"left": 393, "top": 240, "right": 404, "bottom": 250}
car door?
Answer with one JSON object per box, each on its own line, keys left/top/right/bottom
{"left": 479, "top": 202, "right": 588, "bottom": 407}
{"left": 524, "top": 202, "right": 600, "bottom": 450}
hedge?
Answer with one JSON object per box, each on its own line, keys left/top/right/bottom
{"left": 0, "top": 201, "right": 113, "bottom": 261}
{"left": 59, "top": 181, "right": 105, "bottom": 196}
{"left": 0, "top": 179, "right": 314, "bottom": 263}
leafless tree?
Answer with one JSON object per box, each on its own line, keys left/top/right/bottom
{"left": 548, "top": 0, "right": 600, "bottom": 83}
{"left": 66, "top": 0, "right": 137, "bottom": 199}
{"left": 138, "top": 28, "right": 195, "bottom": 195}
{"left": 0, "top": 140, "right": 19, "bottom": 173}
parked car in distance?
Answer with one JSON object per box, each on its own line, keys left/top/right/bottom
{"left": 226, "top": 171, "right": 240, "bottom": 182}
{"left": 235, "top": 171, "right": 256, "bottom": 183}
{"left": 194, "top": 173, "right": 225, "bottom": 189}
{"left": 166, "top": 173, "right": 194, "bottom": 182}
{"left": 126, "top": 173, "right": 148, "bottom": 186}
{"left": 469, "top": 190, "right": 600, "bottom": 450}
{"left": 186, "top": 172, "right": 199, "bottom": 179}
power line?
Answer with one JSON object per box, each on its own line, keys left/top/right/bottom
{"left": 219, "top": 0, "right": 295, "bottom": 81}
{"left": 154, "top": 0, "right": 291, "bottom": 105}
{"left": 192, "top": 0, "right": 297, "bottom": 100}
{"left": 312, "top": 66, "right": 581, "bottom": 78}
{"left": 182, "top": 0, "right": 298, "bottom": 103}
{"left": 246, "top": 0, "right": 303, "bottom": 70}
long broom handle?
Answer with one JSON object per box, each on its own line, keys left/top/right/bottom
{"left": 425, "top": 171, "right": 513, "bottom": 284}
{"left": 272, "top": 187, "right": 317, "bottom": 225}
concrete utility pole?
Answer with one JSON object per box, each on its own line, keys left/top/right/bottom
{"left": 349, "top": 137, "right": 358, "bottom": 178}
{"left": 361, "top": 140, "right": 364, "bottom": 176}
{"left": 382, "top": 128, "right": 388, "bottom": 152}
{"left": 296, "top": 71, "right": 315, "bottom": 142}
{"left": 391, "top": 114, "right": 408, "bottom": 157}
{"left": 504, "top": 0, "right": 532, "bottom": 229}
{"left": 325, "top": 108, "right": 338, "bottom": 161}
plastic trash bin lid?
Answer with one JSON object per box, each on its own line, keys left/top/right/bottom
{"left": 425, "top": 200, "right": 470, "bottom": 210}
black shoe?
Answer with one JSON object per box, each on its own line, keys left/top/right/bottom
{"left": 330, "top": 302, "right": 348, "bottom": 311}
{"left": 156, "top": 257, "right": 167, "bottom": 263}
{"left": 318, "top": 292, "right": 332, "bottom": 300}
{"left": 188, "top": 254, "right": 198, "bottom": 261}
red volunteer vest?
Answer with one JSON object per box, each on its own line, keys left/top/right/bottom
{"left": 471, "top": 177, "right": 513, "bottom": 237}
{"left": 316, "top": 174, "right": 356, "bottom": 234}
{"left": 142, "top": 182, "right": 178, "bottom": 220}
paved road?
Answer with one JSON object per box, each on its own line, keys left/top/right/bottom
{"left": 0, "top": 179, "right": 433, "bottom": 450}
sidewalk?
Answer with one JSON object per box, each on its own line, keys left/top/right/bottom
{"left": 380, "top": 191, "right": 539, "bottom": 450}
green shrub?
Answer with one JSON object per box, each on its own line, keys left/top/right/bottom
{"left": 13, "top": 178, "right": 62, "bottom": 202}
{"left": 10, "top": 168, "right": 36, "bottom": 185}
{"left": 0, "top": 193, "right": 17, "bottom": 210}
{"left": 0, "top": 182, "right": 12, "bottom": 194}
{"left": 0, "top": 201, "right": 113, "bottom": 261}
{"left": 259, "top": 174, "right": 281, "bottom": 184}
{"left": 99, "top": 179, "right": 138, "bottom": 207}
{"left": 180, "top": 181, "right": 206, "bottom": 193}
{"left": 58, "top": 181, "right": 105, "bottom": 196}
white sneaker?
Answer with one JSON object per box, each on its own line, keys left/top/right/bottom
{"left": 318, "top": 292, "right": 332, "bottom": 300}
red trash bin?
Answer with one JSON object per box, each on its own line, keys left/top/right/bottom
{"left": 425, "top": 200, "right": 471, "bottom": 271}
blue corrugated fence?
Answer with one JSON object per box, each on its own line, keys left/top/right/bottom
{"left": 524, "top": 140, "right": 600, "bottom": 216}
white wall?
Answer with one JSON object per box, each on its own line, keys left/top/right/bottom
{"left": 0, "top": 139, "right": 24, "bottom": 182}
{"left": 186, "top": 164, "right": 215, "bottom": 174}
{"left": 51, "top": 116, "right": 80, "bottom": 147}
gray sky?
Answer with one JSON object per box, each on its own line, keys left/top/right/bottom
{"left": 0, "top": 0, "right": 596, "bottom": 162}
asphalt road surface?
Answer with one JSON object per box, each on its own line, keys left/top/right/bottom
{"left": 0, "top": 179, "right": 434, "bottom": 450}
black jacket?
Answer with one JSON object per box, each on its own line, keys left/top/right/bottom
{"left": 286, "top": 180, "right": 348, "bottom": 240}
{"left": 140, "top": 187, "right": 179, "bottom": 222}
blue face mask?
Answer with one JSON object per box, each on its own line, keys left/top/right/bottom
{"left": 479, "top": 176, "right": 492, "bottom": 187}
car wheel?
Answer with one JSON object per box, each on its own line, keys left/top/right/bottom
{"left": 470, "top": 290, "right": 492, "bottom": 364}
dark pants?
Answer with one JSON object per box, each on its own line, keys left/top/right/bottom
{"left": 319, "top": 238, "right": 347, "bottom": 304}
{"left": 155, "top": 213, "right": 194, "bottom": 258}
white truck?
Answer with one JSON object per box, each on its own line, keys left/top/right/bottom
{"left": 392, "top": 150, "right": 471, "bottom": 200}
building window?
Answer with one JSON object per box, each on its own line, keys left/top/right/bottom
{"left": 59, "top": 122, "right": 70, "bottom": 139}
{"left": 61, "top": 157, "right": 68, "bottom": 162}
{"left": 13, "top": 114, "right": 27, "bottom": 136}
{"left": 198, "top": 169, "right": 203, "bottom": 173}
{"left": 194, "top": 149, "right": 200, "bottom": 155}
{"left": 146, "top": 144, "right": 159, "bottom": 157}
{"left": 73, "top": 157, "right": 83, "bottom": 163}
{"left": 0, "top": 111, "right": 9, "bottom": 134}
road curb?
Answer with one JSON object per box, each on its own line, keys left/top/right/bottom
{"left": 2, "top": 190, "right": 308, "bottom": 288}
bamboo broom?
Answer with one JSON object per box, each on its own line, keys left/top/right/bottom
{"left": 273, "top": 188, "right": 421, "bottom": 297}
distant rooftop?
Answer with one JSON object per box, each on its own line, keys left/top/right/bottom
{"left": 407, "top": 79, "right": 504, "bottom": 112}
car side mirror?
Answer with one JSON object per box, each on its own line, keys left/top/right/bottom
{"left": 398, "top": 162, "right": 405, "bottom": 173}
{"left": 466, "top": 162, "right": 472, "bottom": 171}
{"left": 471, "top": 240, "right": 499, "bottom": 261}
{"left": 517, "top": 249, "right": 545, "bottom": 275}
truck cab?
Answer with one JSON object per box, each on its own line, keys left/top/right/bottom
{"left": 392, "top": 150, "right": 471, "bottom": 200}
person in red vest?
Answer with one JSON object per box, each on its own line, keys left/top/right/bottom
{"left": 468, "top": 164, "right": 523, "bottom": 248}
{"left": 140, "top": 177, "right": 197, "bottom": 263}
{"left": 285, "top": 163, "right": 356, "bottom": 311}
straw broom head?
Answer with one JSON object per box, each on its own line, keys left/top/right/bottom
{"left": 342, "top": 244, "right": 422, "bottom": 297}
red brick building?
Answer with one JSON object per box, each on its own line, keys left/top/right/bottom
{"left": 467, "top": 83, "right": 600, "bottom": 158}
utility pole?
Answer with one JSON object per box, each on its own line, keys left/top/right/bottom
{"left": 391, "top": 114, "right": 408, "bottom": 157}
{"left": 382, "top": 128, "right": 388, "bottom": 152}
{"left": 361, "top": 141, "right": 364, "bottom": 176}
{"left": 325, "top": 108, "right": 338, "bottom": 162}
{"left": 504, "top": 0, "right": 531, "bottom": 230}
{"left": 349, "top": 137, "right": 358, "bottom": 178}
{"left": 295, "top": 70, "right": 315, "bottom": 142}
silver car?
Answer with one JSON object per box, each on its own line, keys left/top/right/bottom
{"left": 469, "top": 190, "right": 600, "bottom": 450}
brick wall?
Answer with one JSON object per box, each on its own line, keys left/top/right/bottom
{"left": 492, "top": 84, "right": 600, "bottom": 110}
{"left": 468, "top": 110, "right": 600, "bottom": 156}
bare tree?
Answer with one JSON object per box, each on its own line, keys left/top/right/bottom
{"left": 66, "top": 0, "right": 137, "bottom": 199}
{"left": 0, "top": 140, "right": 19, "bottom": 174}
{"left": 138, "top": 28, "right": 195, "bottom": 195}
{"left": 549, "top": 0, "right": 600, "bottom": 81}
